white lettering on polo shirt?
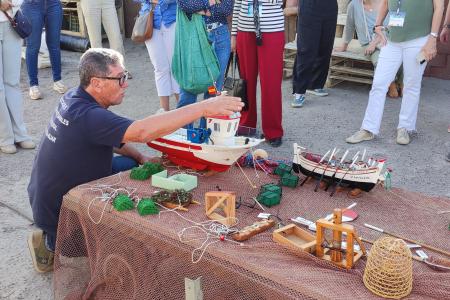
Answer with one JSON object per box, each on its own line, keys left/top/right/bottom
{"left": 45, "top": 127, "right": 56, "bottom": 143}
{"left": 55, "top": 109, "right": 69, "bottom": 126}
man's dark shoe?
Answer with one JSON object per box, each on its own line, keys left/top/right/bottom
{"left": 267, "top": 137, "right": 282, "bottom": 148}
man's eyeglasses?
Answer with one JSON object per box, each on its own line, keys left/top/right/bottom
{"left": 95, "top": 71, "right": 129, "bottom": 87}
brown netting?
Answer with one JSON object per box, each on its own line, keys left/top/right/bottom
{"left": 54, "top": 164, "right": 450, "bottom": 300}
{"left": 363, "top": 237, "right": 413, "bottom": 299}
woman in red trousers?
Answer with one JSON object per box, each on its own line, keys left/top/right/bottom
{"left": 231, "top": 0, "right": 284, "bottom": 147}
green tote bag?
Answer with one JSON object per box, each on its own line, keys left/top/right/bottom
{"left": 172, "top": 9, "right": 220, "bottom": 95}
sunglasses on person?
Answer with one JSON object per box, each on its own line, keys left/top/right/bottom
{"left": 96, "top": 71, "right": 129, "bottom": 87}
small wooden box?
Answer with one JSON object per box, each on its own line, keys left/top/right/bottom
{"left": 273, "top": 224, "right": 316, "bottom": 253}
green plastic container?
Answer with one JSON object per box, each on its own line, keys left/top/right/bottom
{"left": 274, "top": 163, "right": 292, "bottom": 176}
{"left": 261, "top": 183, "right": 282, "bottom": 196}
{"left": 258, "top": 191, "right": 281, "bottom": 207}
{"left": 281, "top": 173, "right": 299, "bottom": 188}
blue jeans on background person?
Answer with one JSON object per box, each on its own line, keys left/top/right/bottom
{"left": 22, "top": 0, "right": 63, "bottom": 86}
{"left": 177, "top": 24, "right": 231, "bottom": 110}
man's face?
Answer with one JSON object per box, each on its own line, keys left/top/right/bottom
{"left": 99, "top": 64, "right": 128, "bottom": 107}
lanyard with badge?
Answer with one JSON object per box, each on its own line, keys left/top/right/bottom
{"left": 247, "top": 1, "right": 262, "bottom": 17}
{"left": 388, "top": 0, "right": 406, "bottom": 27}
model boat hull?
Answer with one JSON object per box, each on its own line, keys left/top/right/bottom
{"left": 148, "top": 130, "right": 263, "bottom": 172}
{"left": 293, "top": 144, "right": 384, "bottom": 192}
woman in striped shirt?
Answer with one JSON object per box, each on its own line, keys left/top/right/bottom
{"left": 231, "top": 0, "right": 285, "bottom": 147}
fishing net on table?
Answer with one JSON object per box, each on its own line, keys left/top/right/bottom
{"left": 54, "top": 165, "right": 450, "bottom": 300}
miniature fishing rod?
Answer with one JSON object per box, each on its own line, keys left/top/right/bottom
{"left": 325, "top": 149, "right": 349, "bottom": 191}
{"left": 329, "top": 154, "right": 360, "bottom": 197}
{"left": 300, "top": 148, "right": 332, "bottom": 186}
{"left": 314, "top": 148, "right": 339, "bottom": 192}
{"left": 364, "top": 223, "right": 450, "bottom": 258}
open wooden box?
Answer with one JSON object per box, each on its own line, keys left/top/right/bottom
{"left": 273, "top": 224, "right": 316, "bottom": 253}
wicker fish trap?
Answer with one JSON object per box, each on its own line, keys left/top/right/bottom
{"left": 363, "top": 237, "right": 413, "bottom": 299}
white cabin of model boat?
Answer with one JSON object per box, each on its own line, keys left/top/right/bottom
{"left": 206, "top": 112, "right": 241, "bottom": 146}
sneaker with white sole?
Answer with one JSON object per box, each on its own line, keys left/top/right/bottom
{"left": 306, "top": 88, "right": 329, "bottom": 97}
{"left": 0, "top": 144, "right": 17, "bottom": 154}
{"left": 346, "top": 129, "right": 374, "bottom": 144}
{"left": 291, "top": 94, "right": 305, "bottom": 107}
{"left": 27, "top": 230, "right": 54, "bottom": 273}
{"left": 53, "top": 80, "right": 68, "bottom": 94}
{"left": 29, "top": 86, "right": 43, "bottom": 100}
{"left": 18, "top": 140, "right": 36, "bottom": 149}
{"left": 396, "top": 128, "right": 410, "bottom": 145}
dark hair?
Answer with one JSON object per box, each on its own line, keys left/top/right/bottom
{"left": 79, "top": 48, "right": 124, "bottom": 88}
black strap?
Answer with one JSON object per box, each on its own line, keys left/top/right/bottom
{"left": 2, "top": 11, "right": 16, "bottom": 26}
{"left": 225, "top": 53, "right": 241, "bottom": 79}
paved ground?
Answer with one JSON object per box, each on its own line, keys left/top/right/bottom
{"left": 1, "top": 40, "right": 449, "bottom": 299}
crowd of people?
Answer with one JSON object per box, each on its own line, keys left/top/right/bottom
{"left": 0, "top": 0, "right": 448, "bottom": 272}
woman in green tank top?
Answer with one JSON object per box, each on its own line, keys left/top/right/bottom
{"left": 346, "top": 0, "right": 444, "bottom": 146}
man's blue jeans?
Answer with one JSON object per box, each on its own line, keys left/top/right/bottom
{"left": 177, "top": 24, "right": 231, "bottom": 109}
{"left": 22, "top": 0, "right": 63, "bottom": 86}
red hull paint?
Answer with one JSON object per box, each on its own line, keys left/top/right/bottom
{"left": 147, "top": 142, "right": 231, "bottom": 172}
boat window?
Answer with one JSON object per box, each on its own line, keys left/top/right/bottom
{"left": 214, "top": 123, "right": 220, "bottom": 131}
{"left": 227, "top": 123, "right": 231, "bottom": 132}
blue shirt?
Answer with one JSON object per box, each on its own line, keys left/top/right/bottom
{"left": 178, "top": 0, "right": 233, "bottom": 25}
{"left": 28, "top": 87, "right": 132, "bottom": 234}
{"left": 138, "top": 0, "right": 177, "bottom": 29}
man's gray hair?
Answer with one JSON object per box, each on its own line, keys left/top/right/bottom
{"left": 79, "top": 48, "right": 124, "bottom": 88}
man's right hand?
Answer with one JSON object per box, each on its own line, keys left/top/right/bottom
{"left": 231, "top": 36, "right": 236, "bottom": 53}
{"left": 201, "top": 96, "right": 244, "bottom": 117}
{"left": 0, "top": 1, "right": 13, "bottom": 11}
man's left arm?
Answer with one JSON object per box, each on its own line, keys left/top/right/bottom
{"left": 114, "top": 144, "right": 153, "bottom": 165}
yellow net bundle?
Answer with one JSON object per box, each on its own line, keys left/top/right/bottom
{"left": 363, "top": 237, "right": 413, "bottom": 299}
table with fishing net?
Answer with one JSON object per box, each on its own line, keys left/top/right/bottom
{"left": 54, "top": 165, "right": 450, "bottom": 299}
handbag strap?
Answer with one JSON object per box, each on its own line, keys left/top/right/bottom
{"left": 2, "top": 11, "right": 16, "bottom": 26}
{"left": 225, "top": 53, "right": 241, "bottom": 79}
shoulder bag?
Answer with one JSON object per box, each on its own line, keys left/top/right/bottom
{"left": 131, "top": 4, "right": 154, "bottom": 43}
{"left": 2, "top": 10, "right": 32, "bottom": 39}
{"left": 223, "top": 53, "right": 248, "bottom": 110}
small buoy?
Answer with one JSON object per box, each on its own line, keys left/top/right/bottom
{"left": 253, "top": 149, "right": 268, "bottom": 160}
{"left": 220, "top": 235, "right": 225, "bottom": 241}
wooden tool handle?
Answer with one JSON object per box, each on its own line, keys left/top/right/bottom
{"left": 232, "top": 219, "right": 275, "bottom": 242}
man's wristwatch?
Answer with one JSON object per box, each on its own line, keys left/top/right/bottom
{"left": 430, "top": 32, "right": 438, "bottom": 38}
{"left": 446, "top": 24, "right": 450, "bottom": 29}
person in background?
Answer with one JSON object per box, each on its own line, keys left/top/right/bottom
{"left": 138, "top": 0, "right": 179, "bottom": 111}
{"left": 176, "top": 0, "right": 233, "bottom": 116}
{"left": 334, "top": 0, "right": 403, "bottom": 98}
{"left": 80, "top": 0, "right": 128, "bottom": 75}
{"left": 231, "top": 0, "right": 285, "bottom": 147}
{"left": 439, "top": 2, "right": 450, "bottom": 161}
{"left": 22, "top": 0, "right": 67, "bottom": 100}
{"left": 346, "top": 0, "right": 444, "bottom": 145}
{"left": 291, "top": 0, "right": 338, "bottom": 107}
{"left": 27, "top": 48, "right": 243, "bottom": 273}
{"left": 0, "top": 0, "right": 35, "bottom": 154}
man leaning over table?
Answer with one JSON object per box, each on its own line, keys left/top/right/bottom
{"left": 27, "top": 48, "right": 244, "bottom": 273}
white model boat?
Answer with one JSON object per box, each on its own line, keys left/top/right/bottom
{"left": 292, "top": 143, "right": 385, "bottom": 192}
{"left": 148, "top": 113, "right": 263, "bottom": 172}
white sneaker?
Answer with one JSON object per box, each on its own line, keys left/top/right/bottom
{"left": 18, "top": 140, "right": 36, "bottom": 149}
{"left": 0, "top": 144, "right": 17, "bottom": 154}
{"left": 29, "top": 86, "right": 43, "bottom": 100}
{"left": 396, "top": 128, "right": 410, "bottom": 145}
{"left": 346, "top": 129, "right": 374, "bottom": 144}
{"left": 53, "top": 80, "right": 68, "bottom": 94}
{"left": 154, "top": 108, "right": 167, "bottom": 115}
